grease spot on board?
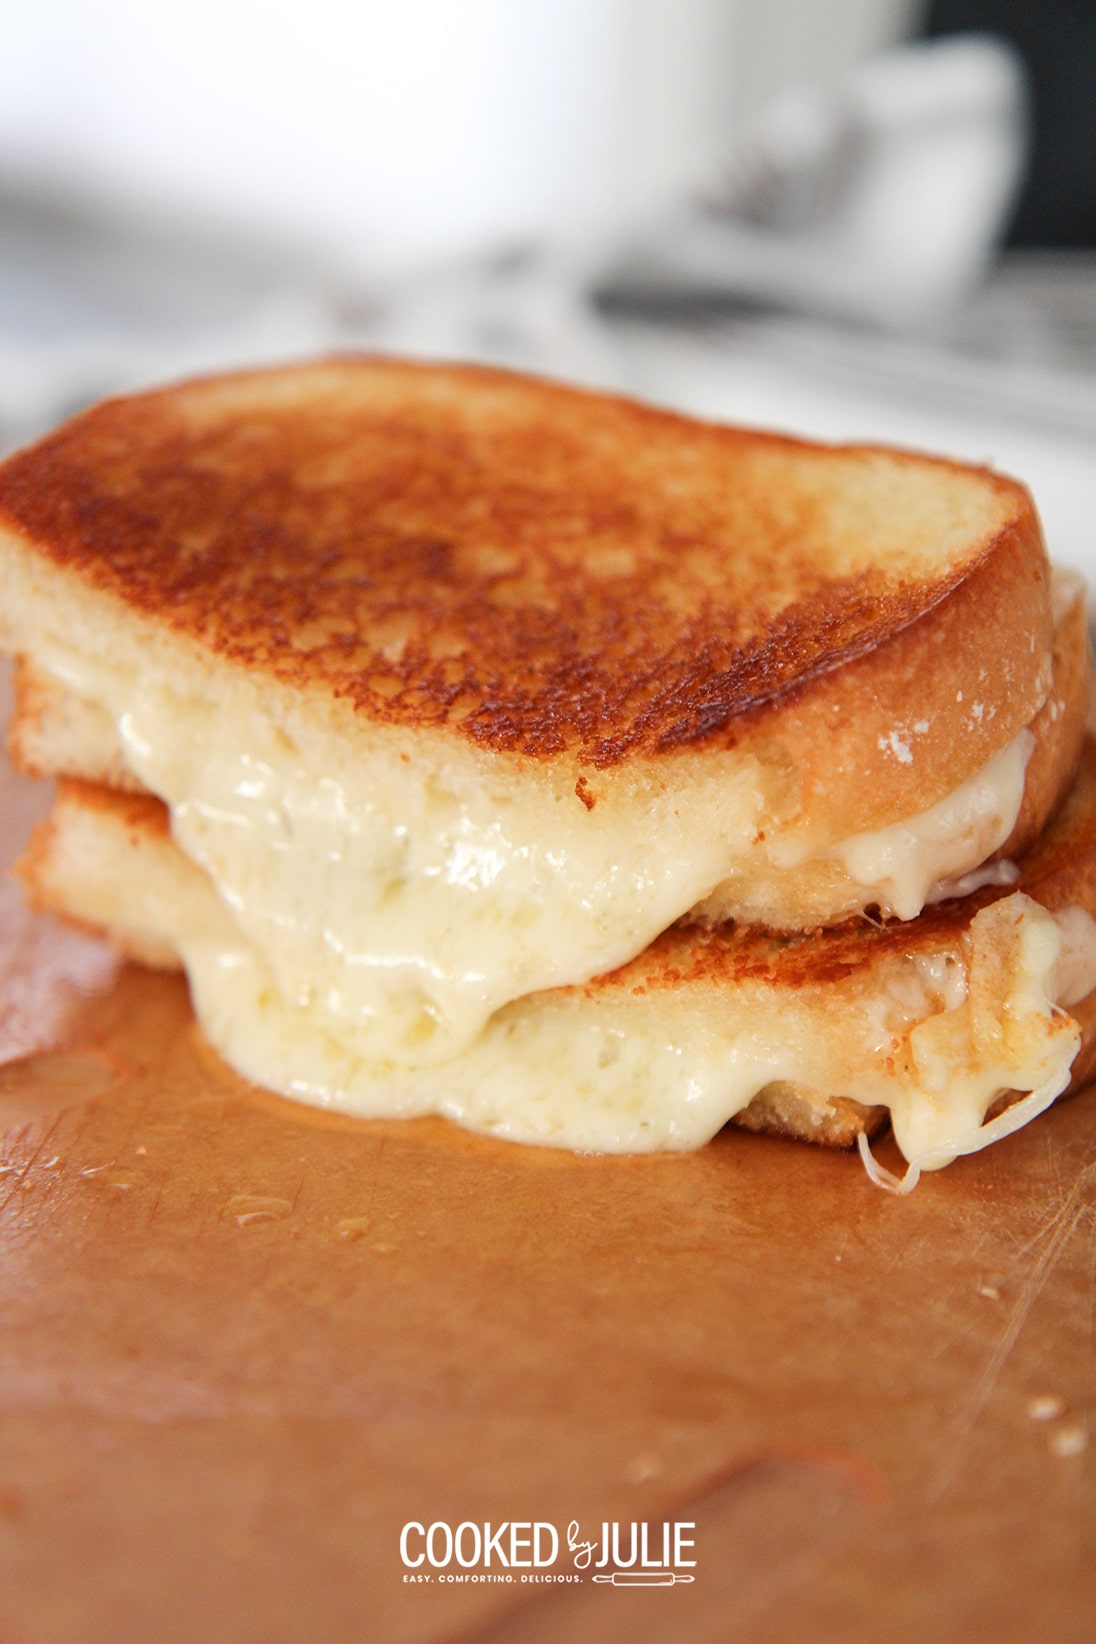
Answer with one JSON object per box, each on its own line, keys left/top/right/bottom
{"left": 221, "top": 1193, "right": 293, "bottom": 1227}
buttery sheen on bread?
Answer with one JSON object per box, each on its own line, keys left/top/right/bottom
{"left": 0, "top": 357, "right": 1092, "bottom": 1176}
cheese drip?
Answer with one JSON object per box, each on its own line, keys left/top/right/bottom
{"left": 833, "top": 730, "right": 1032, "bottom": 918}
{"left": 43, "top": 807, "right": 1096, "bottom": 1173}
{"left": 27, "top": 642, "right": 1049, "bottom": 1072}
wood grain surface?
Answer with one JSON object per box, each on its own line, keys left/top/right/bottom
{"left": 0, "top": 666, "right": 1092, "bottom": 1644}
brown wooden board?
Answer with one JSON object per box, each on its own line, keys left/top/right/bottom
{"left": 0, "top": 668, "right": 1092, "bottom": 1644}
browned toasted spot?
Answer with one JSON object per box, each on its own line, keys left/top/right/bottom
{"left": 53, "top": 777, "right": 171, "bottom": 838}
{"left": 0, "top": 357, "right": 1032, "bottom": 765}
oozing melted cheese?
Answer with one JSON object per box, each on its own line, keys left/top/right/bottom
{"left": 32, "top": 642, "right": 1046, "bottom": 1082}
{"left": 194, "top": 892, "right": 1096, "bottom": 1170}
{"left": 833, "top": 728, "right": 1032, "bottom": 918}
{"left": 684, "top": 724, "right": 1034, "bottom": 929}
{"left": 50, "top": 806, "right": 1096, "bottom": 1172}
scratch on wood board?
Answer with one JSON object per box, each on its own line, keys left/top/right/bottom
{"left": 928, "top": 1161, "right": 1096, "bottom": 1502}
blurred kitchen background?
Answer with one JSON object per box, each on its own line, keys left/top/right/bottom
{"left": 0, "top": 0, "right": 1092, "bottom": 568}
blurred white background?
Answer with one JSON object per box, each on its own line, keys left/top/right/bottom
{"left": 0, "top": 0, "right": 1092, "bottom": 573}
{"left": 0, "top": 0, "right": 921, "bottom": 271}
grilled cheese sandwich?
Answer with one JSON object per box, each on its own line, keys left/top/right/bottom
{"left": 0, "top": 357, "right": 1091, "bottom": 1176}
{"left": 18, "top": 741, "right": 1096, "bottom": 1179}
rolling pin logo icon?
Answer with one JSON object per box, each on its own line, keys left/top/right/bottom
{"left": 591, "top": 1570, "right": 696, "bottom": 1586}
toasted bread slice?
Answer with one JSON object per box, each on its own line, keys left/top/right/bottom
{"left": 17, "top": 783, "right": 181, "bottom": 970}
{"left": 0, "top": 357, "right": 1056, "bottom": 786}
{"left": 12, "top": 564, "right": 1087, "bottom": 925}
{"left": 18, "top": 740, "right": 1096, "bottom": 1174}
{"left": 0, "top": 359, "right": 1070, "bottom": 1072}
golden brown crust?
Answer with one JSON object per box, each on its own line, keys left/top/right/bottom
{"left": 53, "top": 775, "right": 171, "bottom": 837}
{"left": 687, "top": 578, "right": 1090, "bottom": 928}
{"left": 735, "top": 516, "right": 1054, "bottom": 831}
{"left": 0, "top": 356, "right": 1049, "bottom": 769}
{"left": 1000, "top": 582, "right": 1091, "bottom": 859}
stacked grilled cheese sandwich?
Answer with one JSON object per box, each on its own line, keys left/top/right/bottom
{"left": 1, "top": 357, "right": 1093, "bottom": 1184}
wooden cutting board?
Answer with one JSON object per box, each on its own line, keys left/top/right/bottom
{"left": 0, "top": 695, "right": 1093, "bottom": 1644}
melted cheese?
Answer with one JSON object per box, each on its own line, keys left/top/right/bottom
{"left": 42, "top": 652, "right": 763, "bottom": 1062}
{"left": 51, "top": 805, "right": 1096, "bottom": 1173}
{"left": 772, "top": 728, "right": 1033, "bottom": 920}
{"left": 182, "top": 893, "right": 1096, "bottom": 1169}
{"left": 25, "top": 643, "right": 1057, "bottom": 1138}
